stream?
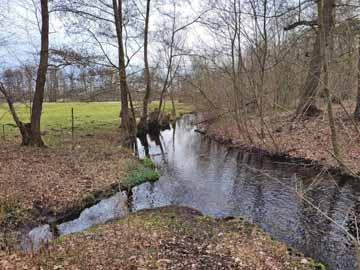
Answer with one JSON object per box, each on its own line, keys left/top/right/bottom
{"left": 25, "top": 114, "right": 360, "bottom": 270}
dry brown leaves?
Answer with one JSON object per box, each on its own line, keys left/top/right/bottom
{"left": 0, "top": 206, "right": 313, "bottom": 270}
{"left": 0, "top": 130, "right": 133, "bottom": 218}
{"left": 206, "top": 102, "right": 360, "bottom": 173}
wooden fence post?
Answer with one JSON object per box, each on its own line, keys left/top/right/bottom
{"left": 71, "top": 108, "right": 74, "bottom": 149}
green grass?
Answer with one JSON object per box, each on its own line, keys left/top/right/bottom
{"left": 123, "top": 157, "right": 160, "bottom": 188}
{"left": 0, "top": 101, "right": 192, "bottom": 146}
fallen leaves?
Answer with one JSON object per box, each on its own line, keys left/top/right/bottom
{"left": 0, "top": 206, "right": 314, "bottom": 270}
{"left": 0, "top": 130, "right": 134, "bottom": 245}
{"left": 205, "top": 101, "right": 360, "bottom": 173}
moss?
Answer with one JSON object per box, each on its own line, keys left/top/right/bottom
{"left": 195, "top": 215, "right": 213, "bottom": 223}
{"left": 53, "top": 235, "right": 67, "bottom": 244}
{"left": 308, "top": 258, "right": 326, "bottom": 270}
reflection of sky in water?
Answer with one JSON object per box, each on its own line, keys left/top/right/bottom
{"left": 134, "top": 114, "right": 360, "bottom": 270}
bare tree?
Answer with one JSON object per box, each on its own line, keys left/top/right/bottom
{"left": 141, "top": 0, "right": 152, "bottom": 125}
{"left": 0, "top": 0, "right": 49, "bottom": 146}
{"left": 113, "top": 0, "right": 134, "bottom": 141}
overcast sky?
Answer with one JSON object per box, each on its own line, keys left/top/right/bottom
{"left": 0, "top": 0, "right": 207, "bottom": 72}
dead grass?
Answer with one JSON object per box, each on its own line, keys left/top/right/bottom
{"left": 0, "top": 206, "right": 317, "bottom": 270}
{"left": 206, "top": 101, "right": 360, "bottom": 173}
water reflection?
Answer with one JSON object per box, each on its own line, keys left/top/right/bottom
{"left": 135, "top": 114, "right": 360, "bottom": 270}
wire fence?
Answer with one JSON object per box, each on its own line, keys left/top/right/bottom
{"left": 0, "top": 108, "right": 118, "bottom": 147}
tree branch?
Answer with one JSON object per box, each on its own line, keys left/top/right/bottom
{"left": 284, "top": 20, "right": 317, "bottom": 31}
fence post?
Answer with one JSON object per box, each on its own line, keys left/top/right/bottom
{"left": 71, "top": 108, "right": 74, "bottom": 149}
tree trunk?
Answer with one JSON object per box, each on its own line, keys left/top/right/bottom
{"left": 113, "top": 0, "right": 133, "bottom": 142}
{"left": 0, "top": 83, "right": 32, "bottom": 145}
{"left": 354, "top": 36, "right": 360, "bottom": 121}
{"left": 319, "top": 0, "right": 340, "bottom": 160}
{"left": 294, "top": 31, "right": 322, "bottom": 119}
{"left": 142, "top": 0, "right": 152, "bottom": 124}
{"left": 24, "top": 0, "right": 49, "bottom": 147}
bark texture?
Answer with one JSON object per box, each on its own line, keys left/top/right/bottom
{"left": 294, "top": 32, "right": 322, "bottom": 119}
{"left": 27, "top": 0, "right": 49, "bottom": 146}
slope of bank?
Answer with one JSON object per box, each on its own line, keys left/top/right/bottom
{"left": 0, "top": 130, "right": 156, "bottom": 250}
{"left": 0, "top": 206, "right": 321, "bottom": 270}
{"left": 202, "top": 102, "right": 360, "bottom": 174}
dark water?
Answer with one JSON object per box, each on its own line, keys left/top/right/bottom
{"left": 134, "top": 114, "right": 360, "bottom": 270}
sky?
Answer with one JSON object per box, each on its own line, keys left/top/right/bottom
{"left": 0, "top": 0, "right": 206, "bottom": 73}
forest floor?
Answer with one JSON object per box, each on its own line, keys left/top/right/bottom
{"left": 204, "top": 101, "right": 360, "bottom": 174}
{"left": 0, "top": 206, "right": 319, "bottom": 270}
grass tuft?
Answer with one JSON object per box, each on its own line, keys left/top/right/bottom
{"left": 123, "top": 158, "right": 160, "bottom": 188}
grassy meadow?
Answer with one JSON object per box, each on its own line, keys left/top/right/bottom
{"left": 0, "top": 101, "right": 192, "bottom": 146}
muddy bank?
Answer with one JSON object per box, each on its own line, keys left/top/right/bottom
{"left": 0, "top": 206, "right": 320, "bottom": 270}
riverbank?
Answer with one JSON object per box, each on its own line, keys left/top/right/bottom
{"left": 0, "top": 101, "right": 189, "bottom": 249}
{"left": 0, "top": 130, "right": 154, "bottom": 250}
{"left": 0, "top": 206, "right": 320, "bottom": 270}
{"left": 201, "top": 102, "right": 360, "bottom": 175}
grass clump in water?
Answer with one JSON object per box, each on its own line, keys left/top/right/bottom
{"left": 123, "top": 157, "right": 159, "bottom": 188}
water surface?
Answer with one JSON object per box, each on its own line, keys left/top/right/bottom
{"left": 134, "top": 114, "right": 360, "bottom": 270}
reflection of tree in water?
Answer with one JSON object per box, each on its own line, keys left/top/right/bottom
{"left": 347, "top": 201, "right": 360, "bottom": 243}
{"left": 138, "top": 133, "right": 150, "bottom": 158}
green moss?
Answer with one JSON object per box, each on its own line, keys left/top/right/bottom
{"left": 123, "top": 158, "right": 160, "bottom": 188}
{"left": 53, "top": 235, "right": 67, "bottom": 244}
{"left": 308, "top": 259, "right": 326, "bottom": 270}
{"left": 195, "top": 215, "right": 213, "bottom": 223}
